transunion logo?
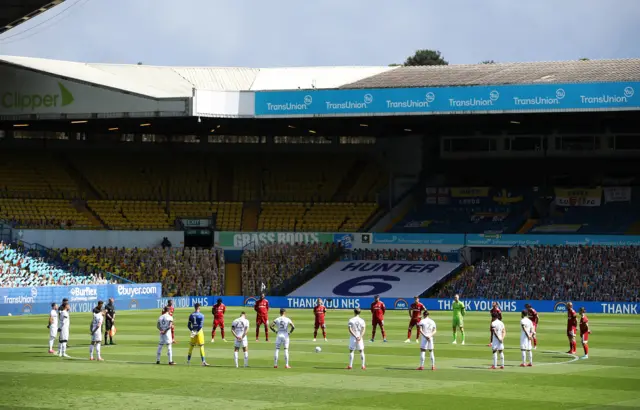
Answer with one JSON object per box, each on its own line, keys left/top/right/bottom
{"left": 265, "top": 94, "right": 313, "bottom": 111}
{"left": 513, "top": 88, "right": 566, "bottom": 106}
{"left": 387, "top": 91, "right": 435, "bottom": 109}
{"left": 394, "top": 298, "right": 409, "bottom": 309}
{"left": 1, "top": 82, "right": 75, "bottom": 111}
{"left": 116, "top": 285, "right": 158, "bottom": 297}
{"left": 580, "top": 86, "right": 634, "bottom": 104}
{"left": 326, "top": 93, "right": 373, "bottom": 110}
{"left": 554, "top": 302, "right": 568, "bottom": 312}
{"left": 244, "top": 297, "right": 257, "bottom": 307}
{"left": 449, "top": 89, "right": 500, "bottom": 108}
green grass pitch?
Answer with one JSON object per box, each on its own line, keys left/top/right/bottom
{"left": 1, "top": 308, "right": 639, "bottom": 409}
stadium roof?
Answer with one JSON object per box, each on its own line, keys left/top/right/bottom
{"left": 0, "top": 0, "right": 65, "bottom": 34}
{"left": 341, "top": 59, "right": 640, "bottom": 89}
{"left": 3, "top": 55, "right": 639, "bottom": 99}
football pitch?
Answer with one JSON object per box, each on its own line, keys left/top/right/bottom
{"left": 1, "top": 308, "right": 639, "bottom": 410}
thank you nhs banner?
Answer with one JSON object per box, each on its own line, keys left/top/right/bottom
{"left": 0, "top": 283, "right": 161, "bottom": 315}
{"left": 254, "top": 82, "right": 639, "bottom": 117}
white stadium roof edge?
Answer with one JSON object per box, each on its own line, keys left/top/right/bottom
{"left": 3, "top": 55, "right": 640, "bottom": 99}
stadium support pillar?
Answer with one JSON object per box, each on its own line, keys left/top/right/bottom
{"left": 225, "top": 263, "right": 242, "bottom": 295}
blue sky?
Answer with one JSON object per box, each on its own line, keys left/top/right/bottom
{"left": 0, "top": 0, "right": 639, "bottom": 67}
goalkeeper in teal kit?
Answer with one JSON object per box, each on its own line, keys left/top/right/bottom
{"left": 452, "top": 294, "right": 466, "bottom": 345}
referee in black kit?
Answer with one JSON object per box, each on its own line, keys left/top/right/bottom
{"left": 104, "top": 298, "right": 116, "bottom": 345}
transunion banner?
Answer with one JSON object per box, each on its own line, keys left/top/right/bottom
{"left": 254, "top": 82, "right": 639, "bottom": 117}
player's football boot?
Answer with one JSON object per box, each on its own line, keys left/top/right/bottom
{"left": 416, "top": 339, "right": 420, "bottom": 344}
{"left": 404, "top": 339, "right": 411, "bottom": 343}
{"left": 499, "top": 366, "right": 504, "bottom": 369}
{"left": 90, "top": 357, "right": 95, "bottom": 361}
{"left": 417, "top": 366, "right": 424, "bottom": 371}
{"left": 62, "top": 354, "right": 70, "bottom": 358}
{"left": 285, "top": 365, "right": 291, "bottom": 369}
{"left": 211, "top": 339, "right": 215, "bottom": 343}
{"left": 346, "top": 366, "right": 352, "bottom": 370}
{"left": 168, "top": 362, "right": 176, "bottom": 365}
{"left": 431, "top": 366, "right": 436, "bottom": 371}
{"left": 97, "top": 358, "right": 104, "bottom": 361}
{"left": 313, "top": 338, "right": 317, "bottom": 342}
{"left": 156, "top": 361, "right": 161, "bottom": 364}
{"left": 452, "top": 340, "right": 457, "bottom": 344}
{"left": 383, "top": 339, "right": 388, "bottom": 343}
{"left": 581, "top": 355, "right": 588, "bottom": 359}
{"left": 527, "top": 363, "right": 533, "bottom": 367}
{"left": 202, "top": 362, "right": 210, "bottom": 367}
{"left": 370, "top": 339, "right": 374, "bottom": 342}
{"left": 256, "top": 339, "right": 260, "bottom": 342}
{"left": 324, "top": 338, "right": 327, "bottom": 342}
{"left": 48, "top": 349, "right": 55, "bottom": 354}
{"left": 274, "top": 365, "right": 278, "bottom": 368}
{"left": 361, "top": 366, "right": 366, "bottom": 370}
{"left": 519, "top": 363, "right": 526, "bottom": 367}
{"left": 222, "top": 339, "right": 227, "bottom": 342}
{"left": 461, "top": 341, "right": 465, "bottom": 345}
{"left": 490, "top": 366, "right": 497, "bottom": 369}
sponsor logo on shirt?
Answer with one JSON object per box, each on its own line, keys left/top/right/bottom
{"left": 554, "top": 302, "right": 568, "bottom": 312}
{"left": 394, "top": 299, "right": 408, "bottom": 309}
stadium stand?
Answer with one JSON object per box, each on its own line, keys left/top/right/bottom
{"left": 438, "top": 245, "right": 640, "bottom": 302}
{"left": 342, "top": 248, "right": 445, "bottom": 261}
{"left": 0, "top": 242, "right": 108, "bottom": 287}
{"left": 61, "top": 247, "right": 225, "bottom": 296}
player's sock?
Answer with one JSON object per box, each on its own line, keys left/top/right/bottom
{"left": 430, "top": 351, "right": 435, "bottom": 367}
{"left": 528, "top": 350, "right": 533, "bottom": 364}
{"left": 572, "top": 340, "right": 577, "bottom": 353}
{"left": 521, "top": 350, "right": 526, "bottom": 364}
{"left": 420, "top": 351, "right": 426, "bottom": 367}
{"left": 233, "top": 351, "right": 239, "bottom": 367}
{"left": 167, "top": 344, "right": 173, "bottom": 363}
{"left": 104, "top": 332, "right": 108, "bottom": 343}
{"left": 583, "top": 344, "right": 589, "bottom": 355}
{"left": 408, "top": 329, "right": 412, "bottom": 339}
{"left": 96, "top": 343, "right": 101, "bottom": 359}
{"left": 211, "top": 328, "right": 215, "bottom": 340}
{"left": 499, "top": 352, "right": 505, "bottom": 367}
{"left": 221, "top": 328, "right": 225, "bottom": 339}
{"left": 274, "top": 348, "right": 279, "bottom": 366}
{"left": 533, "top": 336, "right": 537, "bottom": 347}
{"left": 492, "top": 352, "right": 497, "bottom": 367}
{"left": 49, "top": 337, "right": 55, "bottom": 351}
{"left": 244, "top": 352, "right": 249, "bottom": 367}
{"left": 322, "top": 329, "right": 326, "bottom": 338}
{"left": 264, "top": 324, "right": 269, "bottom": 341}
{"left": 156, "top": 344, "right": 163, "bottom": 362}
{"left": 453, "top": 331, "right": 456, "bottom": 343}
{"left": 360, "top": 351, "right": 365, "bottom": 368}
{"left": 62, "top": 343, "right": 67, "bottom": 356}
{"left": 256, "top": 327, "right": 260, "bottom": 340}
{"left": 349, "top": 351, "right": 354, "bottom": 367}
{"left": 381, "top": 328, "right": 386, "bottom": 339}
{"left": 372, "top": 327, "right": 376, "bottom": 340}
{"left": 89, "top": 344, "right": 94, "bottom": 358}
{"left": 461, "top": 331, "right": 465, "bottom": 343}
{"left": 199, "top": 345, "right": 206, "bottom": 362}
{"left": 284, "top": 349, "right": 289, "bottom": 366}
{"left": 313, "top": 329, "right": 318, "bottom": 338}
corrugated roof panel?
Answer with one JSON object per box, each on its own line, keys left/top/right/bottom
{"left": 88, "top": 64, "right": 194, "bottom": 97}
{"left": 0, "top": 55, "right": 179, "bottom": 98}
{"left": 251, "top": 66, "right": 394, "bottom": 91}
{"left": 172, "top": 67, "right": 259, "bottom": 91}
{"left": 342, "top": 60, "right": 640, "bottom": 89}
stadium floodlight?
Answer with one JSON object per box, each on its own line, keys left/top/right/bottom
{"left": 13, "top": 124, "right": 29, "bottom": 127}
{"left": 404, "top": 128, "right": 412, "bottom": 132}
{"left": 140, "top": 123, "right": 151, "bottom": 127}
{"left": 308, "top": 130, "right": 316, "bottom": 134}
{"left": 71, "top": 120, "right": 88, "bottom": 124}
{"left": 510, "top": 121, "right": 520, "bottom": 124}
{"left": 288, "top": 125, "right": 296, "bottom": 129}
{"left": 108, "top": 127, "right": 119, "bottom": 131}
{"left": 360, "top": 124, "right": 368, "bottom": 127}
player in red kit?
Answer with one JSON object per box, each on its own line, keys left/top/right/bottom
{"left": 566, "top": 302, "right": 578, "bottom": 354}
{"left": 313, "top": 298, "right": 327, "bottom": 342}
{"left": 487, "top": 302, "right": 502, "bottom": 346}
{"left": 525, "top": 303, "right": 539, "bottom": 349}
{"left": 405, "top": 296, "right": 425, "bottom": 343}
{"left": 579, "top": 307, "right": 591, "bottom": 359}
{"left": 370, "top": 295, "right": 387, "bottom": 343}
{"left": 254, "top": 293, "right": 270, "bottom": 342}
{"left": 165, "top": 299, "right": 176, "bottom": 343}
{"left": 211, "top": 298, "right": 226, "bottom": 343}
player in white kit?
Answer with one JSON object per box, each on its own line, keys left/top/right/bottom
{"left": 519, "top": 310, "right": 534, "bottom": 367}
{"left": 490, "top": 312, "right": 506, "bottom": 369}
{"left": 270, "top": 308, "right": 295, "bottom": 369}
{"left": 156, "top": 306, "right": 176, "bottom": 365}
{"left": 231, "top": 312, "right": 250, "bottom": 368}
{"left": 89, "top": 301, "right": 105, "bottom": 361}
{"left": 417, "top": 310, "right": 437, "bottom": 371}
{"left": 57, "top": 302, "right": 71, "bottom": 358}
{"left": 347, "top": 308, "right": 366, "bottom": 370}
{"left": 47, "top": 303, "right": 58, "bottom": 354}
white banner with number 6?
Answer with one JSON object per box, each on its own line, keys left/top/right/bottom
{"left": 289, "top": 260, "right": 461, "bottom": 298}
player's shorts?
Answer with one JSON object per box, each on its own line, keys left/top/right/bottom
{"left": 91, "top": 331, "right": 103, "bottom": 343}
{"left": 275, "top": 334, "right": 290, "bottom": 349}
{"left": 49, "top": 326, "right": 57, "bottom": 338}
{"left": 234, "top": 336, "right": 248, "bottom": 349}
{"left": 349, "top": 336, "right": 364, "bottom": 351}
{"left": 420, "top": 336, "right": 434, "bottom": 350}
{"left": 453, "top": 316, "right": 464, "bottom": 328}
{"left": 159, "top": 332, "right": 172, "bottom": 345}
{"left": 314, "top": 320, "right": 325, "bottom": 329}
{"left": 408, "top": 318, "right": 420, "bottom": 328}
{"left": 105, "top": 320, "right": 113, "bottom": 331}
{"left": 190, "top": 329, "right": 205, "bottom": 346}
{"left": 213, "top": 319, "right": 224, "bottom": 328}
{"left": 491, "top": 339, "right": 504, "bottom": 351}
{"left": 372, "top": 318, "right": 384, "bottom": 327}
{"left": 256, "top": 316, "right": 268, "bottom": 326}
{"left": 520, "top": 337, "right": 532, "bottom": 351}
{"left": 59, "top": 330, "right": 69, "bottom": 343}
{"left": 567, "top": 326, "right": 577, "bottom": 338}
{"left": 581, "top": 332, "right": 589, "bottom": 343}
